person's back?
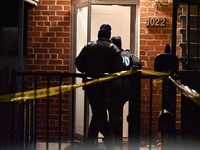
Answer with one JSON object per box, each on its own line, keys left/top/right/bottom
{"left": 76, "top": 40, "right": 122, "bottom": 74}
{"left": 75, "top": 28, "right": 123, "bottom": 76}
{"left": 109, "top": 36, "right": 142, "bottom": 146}
{"left": 110, "top": 36, "right": 142, "bottom": 100}
{"left": 111, "top": 36, "right": 142, "bottom": 71}
{"left": 75, "top": 25, "right": 123, "bottom": 150}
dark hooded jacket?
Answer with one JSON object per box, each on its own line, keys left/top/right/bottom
{"left": 111, "top": 36, "right": 142, "bottom": 71}
{"left": 75, "top": 39, "right": 123, "bottom": 75}
{"left": 110, "top": 36, "right": 142, "bottom": 100}
{"left": 75, "top": 25, "right": 123, "bottom": 78}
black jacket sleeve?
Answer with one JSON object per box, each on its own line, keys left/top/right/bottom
{"left": 130, "top": 53, "right": 142, "bottom": 70}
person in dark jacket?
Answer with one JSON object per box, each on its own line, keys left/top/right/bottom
{"left": 109, "top": 36, "right": 142, "bottom": 146}
{"left": 111, "top": 36, "right": 142, "bottom": 71}
{"left": 75, "top": 25, "right": 123, "bottom": 150}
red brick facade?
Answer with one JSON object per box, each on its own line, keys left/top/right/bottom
{"left": 27, "top": 0, "right": 71, "bottom": 141}
{"left": 27, "top": 0, "right": 71, "bottom": 72}
{"left": 27, "top": 0, "right": 181, "bottom": 140}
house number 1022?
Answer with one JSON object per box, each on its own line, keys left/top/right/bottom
{"left": 146, "top": 18, "right": 166, "bottom": 27}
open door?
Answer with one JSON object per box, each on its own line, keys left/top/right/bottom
{"left": 72, "top": 0, "right": 139, "bottom": 140}
{"left": 72, "top": 0, "right": 91, "bottom": 139}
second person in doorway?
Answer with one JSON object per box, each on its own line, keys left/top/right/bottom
{"left": 109, "top": 36, "right": 142, "bottom": 146}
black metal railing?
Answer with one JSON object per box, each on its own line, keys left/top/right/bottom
{"left": 0, "top": 71, "right": 179, "bottom": 150}
{"left": 14, "top": 72, "right": 85, "bottom": 150}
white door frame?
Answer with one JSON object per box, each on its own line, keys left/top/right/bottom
{"left": 71, "top": 0, "right": 140, "bottom": 139}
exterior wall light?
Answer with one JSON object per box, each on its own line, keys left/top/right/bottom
{"left": 153, "top": 0, "right": 170, "bottom": 12}
{"left": 24, "top": 0, "right": 39, "bottom": 6}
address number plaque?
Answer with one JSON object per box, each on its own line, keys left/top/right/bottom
{"left": 146, "top": 17, "right": 166, "bottom": 27}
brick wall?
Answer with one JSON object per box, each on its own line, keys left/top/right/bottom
{"left": 27, "top": 0, "right": 71, "bottom": 72}
{"left": 140, "top": 0, "right": 182, "bottom": 137}
{"left": 27, "top": 0, "right": 71, "bottom": 141}
{"left": 27, "top": 0, "right": 182, "bottom": 141}
{"left": 140, "top": 0, "right": 173, "bottom": 70}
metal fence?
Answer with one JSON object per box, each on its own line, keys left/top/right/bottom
{"left": 0, "top": 71, "right": 180, "bottom": 150}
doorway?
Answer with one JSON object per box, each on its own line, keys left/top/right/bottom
{"left": 72, "top": 0, "right": 139, "bottom": 140}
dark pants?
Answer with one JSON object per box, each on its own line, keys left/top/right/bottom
{"left": 85, "top": 82, "right": 112, "bottom": 144}
{"left": 109, "top": 77, "right": 134, "bottom": 145}
{"left": 85, "top": 77, "right": 134, "bottom": 148}
{"left": 109, "top": 96, "right": 126, "bottom": 145}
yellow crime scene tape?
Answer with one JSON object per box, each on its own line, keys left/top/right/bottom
{"left": 168, "top": 76, "right": 200, "bottom": 105}
{"left": 0, "top": 69, "right": 200, "bottom": 105}
{"left": 0, "top": 70, "right": 136, "bottom": 102}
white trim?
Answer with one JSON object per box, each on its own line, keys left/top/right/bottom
{"left": 136, "top": 3, "right": 140, "bottom": 57}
